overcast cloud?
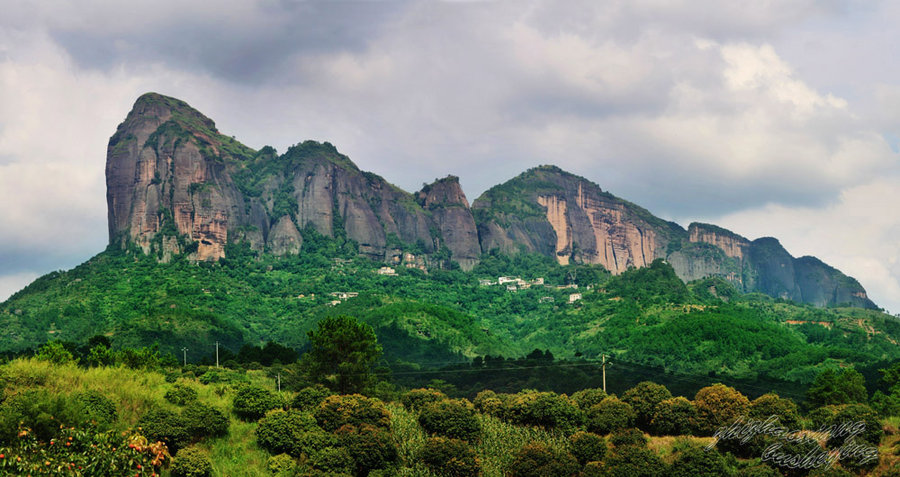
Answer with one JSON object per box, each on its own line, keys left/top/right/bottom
{"left": 1, "top": 0, "right": 899, "bottom": 313}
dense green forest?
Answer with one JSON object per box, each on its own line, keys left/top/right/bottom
{"left": 2, "top": 225, "right": 899, "bottom": 396}
{"left": 1, "top": 316, "right": 899, "bottom": 476}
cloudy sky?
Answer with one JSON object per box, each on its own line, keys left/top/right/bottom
{"left": 1, "top": 0, "right": 899, "bottom": 313}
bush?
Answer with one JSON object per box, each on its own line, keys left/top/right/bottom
{"left": 165, "top": 384, "right": 199, "bottom": 406}
{"left": 748, "top": 393, "right": 800, "bottom": 429}
{"left": 622, "top": 382, "right": 672, "bottom": 431}
{"left": 171, "top": 445, "right": 212, "bottom": 477}
{"left": 138, "top": 408, "right": 192, "bottom": 452}
{"left": 650, "top": 397, "right": 697, "bottom": 436}
{"left": 736, "top": 464, "right": 781, "bottom": 477}
{"left": 335, "top": 423, "right": 398, "bottom": 476}
{"left": 314, "top": 394, "right": 390, "bottom": 432}
{"left": 402, "top": 388, "right": 448, "bottom": 411}
{"left": 599, "top": 445, "right": 668, "bottom": 477}
{"left": 0, "top": 390, "right": 88, "bottom": 442}
{"left": 420, "top": 436, "right": 482, "bottom": 477}
{"left": 586, "top": 397, "right": 636, "bottom": 434}
{"left": 473, "top": 390, "right": 506, "bottom": 416}
{"left": 825, "top": 403, "right": 883, "bottom": 447}
{"left": 256, "top": 409, "right": 322, "bottom": 456}
{"left": 569, "top": 431, "right": 607, "bottom": 464}
{"left": 669, "top": 441, "right": 731, "bottom": 477}
{"left": 182, "top": 402, "right": 229, "bottom": 439}
{"left": 508, "top": 442, "right": 580, "bottom": 477}
{"left": 232, "top": 384, "right": 280, "bottom": 421}
{"left": 36, "top": 341, "right": 76, "bottom": 365}
{"left": 694, "top": 384, "right": 749, "bottom": 436}
{"left": 73, "top": 390, "right": 117, "bottom": 425}
{"left": 610, "top": 428, "right": 648, "bottom": 448}
{"left": 292, "top": 385, "right": 335, "bottom": 412}
{"left": 503, "top": 391, "right": 583, "bottom": 433}
{"left": 309, "top": 446, "right": 355, "bottom": 474}
{"left": 267, "top": 453, "right": 298, "bottom": 475}
{"left": 418, "top": 399, "right": 481, "bottom": 441}
{"left": 571, "top": 388, "right": 608, "bottom": 411}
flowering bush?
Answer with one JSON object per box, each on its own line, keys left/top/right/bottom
{"left": 0, "top": 426, "right": 169, "bottom": 476}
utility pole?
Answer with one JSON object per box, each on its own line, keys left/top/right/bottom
{"left": 182, "top": 347, "right": 188, "bottom": 366}
{"left": 600, "top": 354, "right": 609, "bottom": 393}
{"left": 215, "top": 341, "right": 219, "bottom": 368}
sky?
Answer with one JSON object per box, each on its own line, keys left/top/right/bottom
{"left": 0, "top": 0, "right": 899, "bottom": 313}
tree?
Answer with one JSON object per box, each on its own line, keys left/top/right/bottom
{"left": 622, "top": 381, "right": 672, "bottom": 431}
{"left": 301, "top": 315, "right": 383, "bottom": 394}
{"left": 806, "top": 368, "right": 867, "bottom": 408}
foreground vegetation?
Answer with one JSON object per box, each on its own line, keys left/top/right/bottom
{"left": 1, "top": 315, "right": 900, "bottom": 476}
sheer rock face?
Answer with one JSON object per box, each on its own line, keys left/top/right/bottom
{"left": 471, "top": 165, "right": 876, "bottom": 309}
{"left": 416, "top": 176, "right": 481, "bottom": 271}
{"left": 106, "top": 93, "right": 875, "bottom": 308}
{"left": 106, "top": 93, "right": 477, "bottom": 268}
{"left": 473, "top": 166, "right": 678, "bottom": 274}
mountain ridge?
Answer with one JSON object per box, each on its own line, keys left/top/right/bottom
{"left": 102, "top": 93, "right": 875, "bottom": 308}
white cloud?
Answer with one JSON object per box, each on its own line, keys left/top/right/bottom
{"left": 0, "top": 0, "right": 899, "bottom": 314}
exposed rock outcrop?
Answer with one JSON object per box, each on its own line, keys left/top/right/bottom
{"left": 416, "top": 176, "right": 481, "bottom": 270}
{"left": 106, "top": 94, "right": 876, "bottom": 309}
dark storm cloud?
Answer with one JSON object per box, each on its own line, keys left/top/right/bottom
{"left": 48, "top": 1, "right": 410, "bottom": 84}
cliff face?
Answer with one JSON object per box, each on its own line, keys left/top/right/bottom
{"left": 107, "top": 94, "right": 876, "bottom": 308}
{"left": 471, "top": 166, "right": 877, "bottom": 309}
{"left": 472, "top": 166, "right": 683, "bottom": 273}
{"left": 416, "top": 176, "right": 481, "bottom": 271}
{"left": 106, "top": 93, "right": 479, "bottom": 268}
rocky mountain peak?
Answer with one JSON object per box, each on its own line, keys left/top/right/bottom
{"left": 104, "top": 93, "right": 876, "bottom": 308}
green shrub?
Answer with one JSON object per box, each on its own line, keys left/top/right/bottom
{"left": 420, "top": 436, "right": 481, "bottom": 477}
{"left": 182, "top": 402, "right": 229, "bottom": 438}
{"left": 586, "top": 397, "right": 635, "bottom": 434}
{"left": 73, "top": 390, "right": 117, "bottom": 425}
{"left": 309, "top": 446, "right": 355, "bottom": 474}
{"left": 650, "top": 397, "right": 697, "bottom": 436}
{"left": 694, "top": 384, "right": 749, "bottom": 436}
{"left": 402, "top": 388, "right": 448, "bottom": 411}
{"left": 748, "top": 393, "right": 800, "bottom": 429}
{"left": 335, "top": 423, "right": 398, "bottom": 476}
{"left": 825, "top": 403, "right": 883, "bottom": 447}
{"left": 36, "top": 341, "right": 76, "bottom": 365}
{"left": 473, "top": 390, "right": 506, "bottom": 416}
{"left": 314, "top": 394, "right": 390, "bottom": 432}
{"left": 610, "top": 428, "right": 648, "bottom": 448}
{"left": 508, "top": 442, "right": 580, "bottom": 477}
{"left": 669, "top": 441, "right": 731, "bottom": 477}
{"left": 568, "top": 431, "right": 607, "bottom": 465}
{"left": 165, "top": 384, "right": 199, "bottom": 406}
{"left": 256, "top": 409, "right": 321, "bottom": 455}
{"left": 599, "top": 445, "right": 668, "bottom": 477}
{"left": 0, "top": 390, "right": 88, "bottom": 442}
{"left": 267, "top": 453, "right": 298, "bottom": 475}
{"left": 171, "top": 445, "right": 212, "bottom": 477}
{"left": 503, "top": 391, "right": 583, "bottom": 433}
{"left": 292, "top": 385, "right": 335, "bottom": 412}
{"left": 138, "top": 408, "right": 192, "bottom": 452}
{"left": 622, "top": 382, "right": 672, "bottom": 431}
{"left": 418, "top": 399, "right": 481, "bottom": 441}
{"left": 736, "top": 464, "right": 781, "bottom": 477}
{"left": 571, "top": 388, "right": 608, "bottom": 411}
{"left": 232, "top": 384, "right": 280, "bottom": 421}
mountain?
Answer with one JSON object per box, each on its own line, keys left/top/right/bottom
{"left": 107, "top": 93, "right": 481, "bottom": 269}
{"left": 473, "top": 166, "right": 875, "bottom": 308}
{"left": 104, "top": 93, "right": 873, "bottom": 308}
{"left": 2, "top": 93, "right": 898, "bottom": 385}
